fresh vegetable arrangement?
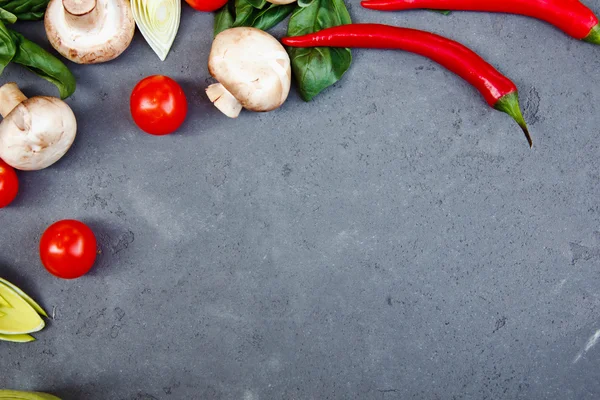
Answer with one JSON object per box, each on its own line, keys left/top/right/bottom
{"left": 1, "top": 3, "right": 600, "bottom": 397}
{"left": 0, "top": 0, "right": 75, "bottom": 99}
{"left": 213, "top": 0, "right": 353, "bottom": 102}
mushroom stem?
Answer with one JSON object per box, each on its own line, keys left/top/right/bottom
{"left": 0, "top": 83, "right": 27, "bottom": 118}
{"left": 206, "top": 83, "right": 243, "bottom": 119}
{"left": 62, "top": 0, "right": 100, "bottom": 30}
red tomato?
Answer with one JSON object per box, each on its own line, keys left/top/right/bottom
{"left": 0, "top": 158, "right": 18, "bottom": 208}
{"left": 40, "top": 220, "right": 98, "bottom": 279}
{"left": 130, "top": 75, "right": 188, "bottom": 135}
{"left": 185, "top": 0, "right": 227, "bottom": 12}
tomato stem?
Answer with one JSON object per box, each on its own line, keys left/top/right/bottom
{"left": 494, "top": 91, "right": 531, "bottom": 147}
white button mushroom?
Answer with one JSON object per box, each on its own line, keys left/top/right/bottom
{"left": 0, "top": 83, "right": 77, "bottom": 171}
{"left": 45, "top": 0, "right": 136, "bottom": 64}
{"left": 266, "top": 0, "right": 297, "bottom": 4}
{"left": 206, "top": 27, "right": 292, "bottom": 118}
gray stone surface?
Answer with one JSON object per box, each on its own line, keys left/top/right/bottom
{"left": 2, "top": 5, "right": 600, "bottom": 400}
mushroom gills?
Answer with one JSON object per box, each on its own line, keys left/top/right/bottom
{"left": 206, "top": 83, "right": 243, "bottom": 119}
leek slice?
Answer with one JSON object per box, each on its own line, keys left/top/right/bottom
{"left": 0, "top": 333, "right": 35, "bottom": 343}
{"left": 0, "top": 390, "right": 61, "bottom": 399}
{"left": 132, "top": 0, "right": 181, "bottom": 61}
{"left": 0, "top": 278, "right": 47, "bottom": 317}
{"left": 0, "top": 283, "right": 44, "bottom": 335}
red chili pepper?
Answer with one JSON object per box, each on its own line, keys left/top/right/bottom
{"left": 282, "top": 23, "right": 532, "bottom": 147}
{"left": 361, "top": 0, "right": 600, "bottom": 44}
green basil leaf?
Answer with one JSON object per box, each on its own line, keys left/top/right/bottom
{"left": 286, "top": 0, "right": 352, "bottom": 101}
{"left": 214, "top": 4, "right": 234, "bottom": 37}
{"left": 8, "top": 30, "right": 76, "bottom": 99}
{"left": 0, "top": 20, "right": 15, "bottom": 74}
{"left": 0, "top": 7, "right": 17, "bottom": 23}
{"left": 252, "top": 3, "right": 295, "bottom": 31}
{"left": 232, "top": 0, "right": 261, "bottom": 27}
{"left": 297, "top": 0, "right": 313, "bottom": 7}
{"left": 246, "top": 0, "right": 266, "bottom": 9}
{"left": 0, "top": 0, "right": 49, "bottom": 20}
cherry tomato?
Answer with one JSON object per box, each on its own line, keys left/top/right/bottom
{"left": 185, "top": 0, "right": 227, "bottom": 12}
{"left": 0, "top": 158, "right": 18, "bottom": 208}
{"left": 40, "top": 220, "right": 98, "bottom": 279}
{"left": 130, "top": 75, "right": 188, "bottom": 135}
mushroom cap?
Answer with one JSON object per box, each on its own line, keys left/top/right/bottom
{"left": 208, "top": 27, "right": 291, "bottom": 113}
{"left": 266, "top": 0, "right": 296, "bottom": 4}
{"left": 0, "top": 97, "right": 77, "bottom": 171}
{"left": 45, "top": 0, "right": 136, "bottom": 64}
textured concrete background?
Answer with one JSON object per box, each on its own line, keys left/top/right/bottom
{"left": 2, "top": 3, "right": 600, "bottom": 399}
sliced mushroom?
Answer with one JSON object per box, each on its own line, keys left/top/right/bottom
{"left": 45, "top": 0, "right": 136, "bottom": 64}
{"left": 0, "top": 83, "right": 77, "bottom": 171}
{"left": 267, "top": 0, "right": 297, "bottom": 4}
{"left": 207, "top": 27, "right": 291, "bottom": 118}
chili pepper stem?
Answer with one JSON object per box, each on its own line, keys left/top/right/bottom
{"left": 583, "top": 25, "right": 600, "bottom": 45}
{"left": 494, "top": 91, "right": 532, "bottom": 147}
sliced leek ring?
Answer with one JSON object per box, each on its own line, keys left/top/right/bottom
{"left": 132, "top": 0, "right": 181, "bottom": 61}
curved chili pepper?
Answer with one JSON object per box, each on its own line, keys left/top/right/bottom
{"left": 282, "top": 23, "right": 532, "bottom": 146}
{"left": 361, "top": 0, "right": 600, "bottom": 44}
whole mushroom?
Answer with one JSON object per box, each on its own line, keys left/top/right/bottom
{"left": 0, "top": 83, "right": 77, "bottom": 171}
{"left": 45, "top": 0, "right": 135, "bottom": 64}
{"left": 206, "top": 27, "right": 292, "bottom": 118}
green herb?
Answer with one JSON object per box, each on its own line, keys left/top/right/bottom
{"left": 218, "top": 0, "right": 294, "bottom": 33}
{"left": 0, "top": 20, "right": 15, "bottom": 74}
{"left": 0, "top": 7, "right": 17, "bottom": 23}
{"left": 252, "top": 3, "right": 295, "bottom": 32}
{"left": 0, "top": 3, "right": 76, "bottom": 98}
{"left": 246, "top": 0, "right": 265, "bottom": 9}
{"left": 0, "top": 0, "right": 49, "bottom": 21}
{"left": 214, "top": 4, "right": 234, "bottom": 37}
{"left": 232, "top": 0, "right": 260, "bottom": 27}
{"left": 286, "top": 0, "right": 352, "bottom": 101}
{"left": 8, "top": 30, "right": 76, "bottom": 99}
